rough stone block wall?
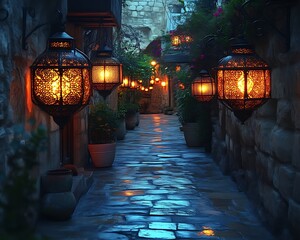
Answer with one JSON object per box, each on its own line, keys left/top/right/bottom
{"left": 212, "top": 2, "right": 300, "bottom": 238}
{"left": 122, "top": 0, "right": 170, "bottom": 49}
{"left": 0, "top": 0, "right": 68, "bottom": 179}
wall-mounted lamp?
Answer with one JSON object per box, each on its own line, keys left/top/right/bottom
{"left": 191, "top": 70, "right": 216, "bottom": 102}
{"left": 31, "top": 31, "right": 92, "bottom": 164}
{"left": 216, "top": 41, "right": 271, "bottom": 123}
{"left": 91, "top": 47, "right": 123, "bottom": 99}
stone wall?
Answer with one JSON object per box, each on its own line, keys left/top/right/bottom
{"left": 122, "top": 0, "right": 168, "bottom": 49}
{"left": 0, "top": 0, "right": 91, "bottom": 179}
{"left": 212, "top": 2, "right": 300, "bottom": 238}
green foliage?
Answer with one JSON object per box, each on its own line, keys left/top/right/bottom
{"left": 116, "top": 48, "right": 154, "bottom": 86}
{"left": 0, "top": 126, "right": 47, "bottom": 238}
{"left": 88, "top": 102, "right": 119, "bottom": 144}
{"left": 118, "top": 88, "right": 141, "bottom": 114}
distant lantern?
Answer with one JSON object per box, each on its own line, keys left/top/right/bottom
{"left": 31, "top": 31, "right": 92, "bottom": 127}
{"left": 191, "top": 70, "right": 216, "bottom": 102}
{"left": 91, "top": 47, "right": 122, "bottom": 99}
{"left": 171, "top": 35, "right": 181, "bottom": 47}
{"left": 216, "top": 41, "right": 271, "bottom": 123}
{"left": 122, "top": 76, "right": 131, "bottom": 88}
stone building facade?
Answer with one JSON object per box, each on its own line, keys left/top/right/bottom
{"left": 212, "top": 2, "right": 300, "bottom": 238}
{"left": 122, "top": 0, "right": 196, "bottom": 50}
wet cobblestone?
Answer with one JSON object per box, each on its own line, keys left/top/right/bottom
{"left": 37, "top": 114, "right": 275, "bottom": 239}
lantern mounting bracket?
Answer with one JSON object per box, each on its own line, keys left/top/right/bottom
{"left": 22, "top": 8, "right": 65, "bottom": 50}
{"left": 22, "top": 7, "right": 50, "bottom": 50}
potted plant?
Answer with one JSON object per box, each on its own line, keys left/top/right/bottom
{"left": 88, "top": 102, "right": 119, "bottom": 167}
{"left": 176, "top": 74, "right": 212, "bottom": 152}
{"left": 116, "top": 104, "right": 127, "bottom": 140}
{"left": 124, "top": 102, "right": 140, "bottom": 130}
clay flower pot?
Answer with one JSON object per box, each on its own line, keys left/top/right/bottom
{"left": 41, "top": 168, "right": 73, "bottom": 194}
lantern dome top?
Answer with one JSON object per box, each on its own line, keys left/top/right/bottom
{"left": 217, "top": 43, "right": 270, "bottom": 69}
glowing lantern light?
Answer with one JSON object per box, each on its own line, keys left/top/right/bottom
{"left": 31, "top": 31, "right": 92, "bottom": 127}
{"left": 161, "top": 81, "right": 166, "bottom": 87}
{"left": 191, "top": 70, "right": 216, "bottom": 102}
{"left": 91, "top": 47, "right": 122, "bottom": 99}
{"left": 171, "top": 35, "right": 181, "bottom": 46}
{"left": 216, "top": 42, "right": 271, "bottom": 123}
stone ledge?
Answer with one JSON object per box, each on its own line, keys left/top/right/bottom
{"left": 71, "top": 169, "right": 93, "bottom": 202}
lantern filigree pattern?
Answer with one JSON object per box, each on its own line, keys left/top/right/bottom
{"left": 192, "top": 70, "right": 216, "bottom": 102}
{"left": 217, "top": 43, "right": 271, "bottom": 122}
{"left": 31, "top": 32, "right": 92, "bottom": 126}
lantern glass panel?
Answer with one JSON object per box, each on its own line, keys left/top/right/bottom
{"left": 192, "top": 75, "right": 215, "bottom": 102}
{"left": 92, "top": 65, "right": 121, "bottom": 84}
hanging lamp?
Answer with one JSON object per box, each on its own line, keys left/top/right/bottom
{"left": 91, "top": 46, "right": 122, "bottom": 99}
{"left": 191, "top": 70, "right": 216, "bottom": 102}
{"left": 216, "top": 41, "right": 271, "bottom": 123}
{"left": 31, "top": 31, "right": 92, "bottom": 127}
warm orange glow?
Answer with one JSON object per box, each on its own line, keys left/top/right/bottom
{"left": 198, "top": 227, "right": 215, "bottom": 236}
{"left": 185, "top": 36, "right": 192, "bottom": 42}
{"left": 25, "top": 69, "right": 33, "bottom": 114}
{"left": 122, "top": 77, "right": 129, "bottom": 87}
{"left": 141, "top": 86, "right": 145, "bottom": 91}
{"left": 122, "top": 180, "right": 132, "bottom": 184}
{"left": 171, "top": 36, "right": 181, "bottom": 46}
{"left": 122, "top": 190, "right": 144, "bottom": 197}
{"left": 92, "top": 65, "right": 119, "bottom": 84}
{"left": 131, "top": 80, "right": 137, "bottom": 88}
{"left": 192, "top": 73, "right": 215, "bottom": 102}
{"left": 149, "top": 86, "right": 153, "bottom": 90}
{"left": 176, "top": 65, "right": 181, "bottom": 72}
{"left": 145, "top": 88, "right": 149, "bottom": 92}
{"left": 155, "top": 77, "right": 160, "bottom": 82}
{"left": 150, "top": 79, "right": 155, "bottom": 85}
{"left": 178, "top": 83, "right": 185, "bottom": 90}
{"left": 237, "top": 73, "right": 254, "bottom": 96}
{"left": 151, "top": 60, "right": 157, "bottom": 66}
{"left": 196, "top": 82, "right": 213, "bottom": 95}
{"left": 161, "top": 81, "right": 166, "bottom": 87}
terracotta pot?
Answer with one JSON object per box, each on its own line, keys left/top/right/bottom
{"left": 125, "top": 112, "right": 137, "bottom": 130}
{"left": 41, "top": 168, "right": 73, "bottom": 194}
{"left": 182, "top": 122, "right": 204, "bottom": 147}
{"left": 41, "top": 192, "right": 76, "bottom": 221}
{"left": 116, "top": 118, "right": 126, "bottom": 140}
{"left": 88, "top": 142, "right": 116, "bottom": 167}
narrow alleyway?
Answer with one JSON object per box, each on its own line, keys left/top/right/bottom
{"left": 37, "top": 114, "right": 274, "bottom": 240}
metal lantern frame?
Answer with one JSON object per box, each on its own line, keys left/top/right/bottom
{"left": 31, "top": 31, "right": 92, "bottom": 165}
{"left": 91, "top": 48, "right": 123, "bottom": 99}
{"left": 191, "top": 70, "right": 216, "bottom": 102}
{"left": 216, "top": 42, "right": 271, "bottom": 123}
{"left": 31, "top": 31, "right": 92, "bottom": 127}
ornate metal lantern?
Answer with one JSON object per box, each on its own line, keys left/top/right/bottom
{"left": 191, "top": 70, "right": 216, "bottom": 102}
{"left": 216, "top": 42, "right": 271, "bottom": 123}
{"left": 31, "top": 31, "right": 92, "bottom": 127}
{"left": 91, "top": 47, "right": 122, "bottom": 98}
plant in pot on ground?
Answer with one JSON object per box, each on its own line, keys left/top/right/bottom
{"left": 175, "top": 69, "right": 212, "bottom": 152}
{"left": 88, "top": 101, "right": 119, "bottom": 167}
